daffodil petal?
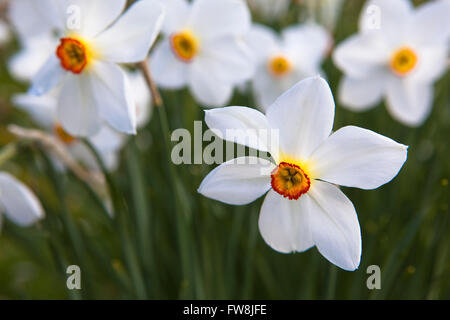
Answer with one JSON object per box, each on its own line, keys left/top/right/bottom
{"left": 190, "top": 0, "right": 250, "bottom": 39}
{"left": 282, "top": 23, "right": 331, "bottom": 67}
{"left": 258, "top": 190, "right": 314, "bottom": 254}
{"left": 9, "top": 0, "right": 61, "bottom": 40}
{"left": 189, "top": 58, "right": 234, "bottom": 107}
{"left": 266, "top": 76, "right": 335, "bottom": 160}
{"left": 333, "top": 34, "right": 390, "bottom": 78}
{"left": 90, "top": 61, "right": 136, "bottom": 135}
{"left": 409, "top": 46, "right": 448, "bottom": 84}
{"left": 308, "top": 180, "right": 361, "bottom": 271}
{"left": 150, "top": 39, "right": 189, "bottom": 89}
{"left": 246, "top": 24, "right": 280, "bottom": 63}
{"left": 95, "top": 0, "right": 164, "bottom": 63}
{"left": 159, "top": 0, "right": 190, "bottom": 35}
{"left": 386, "top": 78, "right": 434, "bottom": 127}
{"left": 90, "top": 125, "right": 125, "bottom": 153}
{"left": 0, "top": 172, "right": 44, "bottom": 227}
{"left": 30, "top": 55, "right": 66, "bottom": 96}
{"left": 201, "top": 37, "right": 254, "bottom": 84}
{"left": 198, "top": 157, "right": 274, "bottom": 205}
{"left": 69, "top": 136, "right": 121, "bottom": 172}
{"left": 126, "top": 70, "right": 152, "bottom": 129}
{"left": 310, "top": 126, "right": 408, "bottom": 189}
{"left": 338, "top": 72, "right": 386, "bottom": 111}
{"left": 252, "top": 65, "right": 303, "bottom": 112}
{"left": 410, "top": 0, "right": 450, "bottom": 45}
{"left": 13, "top": 93, "right": 57, "bottom": 129}
{"left": 8, "top": 33, "right": 57, "bottom": 82}
{"left": 204, "top": 106, "right": 271, "bottom": 154}
{"left": 63, "top": 0, "right": 127, "bottom": 37}
{"left": 57, "top": 73, "right": 102, "bottom": 137}
{"left": 359, "top": 0, "right": 412, "bottom": 41}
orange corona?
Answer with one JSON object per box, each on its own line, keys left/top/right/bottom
{"left": 56, "top": 38, "right": 88, "bottom": 74}
{"left": 271, "top": 162, "right": 311, "bottom": 200}
{"left": 170, "top": 30, "right": 199, "bottom": 62}
{"left": 390, "top": 47, "right": 417, "bottom": 76}
{"left": 268, "top": 55, "right": 292, "bottom": 77}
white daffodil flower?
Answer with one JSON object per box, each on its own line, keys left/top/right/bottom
{"left": 25, "top": 0, "right": 164, "bottom": 137}
{"left": 198, "top": 77, "right": 408, "bottom": 271}
{"left": 333, "top": 0, "right": 450, "bottom": 127}
{"left": 7, "top": 0, "right": 59, "bottom": 81}
{"left": 247, "top": 23, "right": 331, "bottom": 110}
{"left": 247, "top": 0, "right": 290, "bottom": 21}
{"left": 150, "top": 0, "right": 254, "bottom": 107}
{"left": 13, "top": 70, "right": 151, "bottom": 171}
{"left": 13, "top": 91, "right": 124, "bottom": 171}
{"left": 0, "top": 172, "right": 44, "bottom": 227}
{"left": 302, "top": 0, "right": 345, "bottom": 32}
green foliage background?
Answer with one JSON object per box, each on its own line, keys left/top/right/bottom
{"left": 0, "top": 0, "right": 448, "bottom": 299}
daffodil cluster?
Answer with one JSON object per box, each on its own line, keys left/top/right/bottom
{"left": 0, "top": 0, "right": 448, "bottom": 273}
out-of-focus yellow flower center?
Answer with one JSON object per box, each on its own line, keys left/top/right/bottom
{"left": 54, "top": 124, "right": 76, "bottom": 145}
{"left": 390, "top": 47, "right": 417, "bottom": 76}
{"left": 268, "top": 55, "right": 292, "bottom": 77}
{"left": 271, "top": 162, "right": 311, "bottom": 200}
{"left": 170, "top": 30, "right": 199, "bottom": 62}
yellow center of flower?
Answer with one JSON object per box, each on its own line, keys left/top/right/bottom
{"left": 54, "top": 124, "right": 76, "bottom": 145}
{"left": 170, "top": 30, "right": 199, "bottom": 62}
{"left": 390, "top": 47, "right": 417, "bottom": 76}
{"left": 271, "top": 162, "right": 311, "bottom": 200}
{"left": 268, "top": 55, "right": 292, "bottom": 77}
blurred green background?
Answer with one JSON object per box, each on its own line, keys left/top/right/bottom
{"left": 0, "top": 0, "right": 448, "bottom": 299}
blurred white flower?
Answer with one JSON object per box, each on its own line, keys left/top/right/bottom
{"left": 302, "top": 0, "right": 345, "bottom": 32}
{"left": 0, "top": 172, "right": 44, "bottom": 227}
{"left": 8, "top": 32, "right": 58, "bottom": 82}
{"left": 246, "top": 23, "right": 331, "bottom": 110}
{"left": 12, "top": 71, "right": 151, "bottom": 171}
{"left": 24, "top": 0, "right": 164, "bottom": 137}
{"left": 128, "top": 71, "right": 153, "bottom": 129}
{"left": 333, "top": 0, "right": 450, "bottom": 127}
{"left": 0, "top": 20, "right": 11, "bottom": 45}
{"left": 247, "top": 0, "right": 290, "bottom": 21}
{"left": 8, "top": 0, "right": 58, "bottom": 41}
{"left": 198, "top": 77, "right": 408, "bottom": 271}
{"left": 150, "top": 0, "right": 254, "bottom": 107}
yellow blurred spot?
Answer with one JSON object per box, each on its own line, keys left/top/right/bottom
{"left": 268, "top": 55, "right": 292, "bottom": 77}
{"left": 54, "top": 124, "right": 76, "bottom": 145}
{"left": 406, "top": 265, "right": 416, "bottom": 274}
{"left": 170, "top": 30, "right": 199, "bottom": 62}
{"left": 441, "top": 178, "right": 448, "bottom": 187}
{"left": 112, "top": 259, "right": 125, "bottom": 274}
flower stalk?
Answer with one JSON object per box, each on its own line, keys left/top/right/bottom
{"left": 8, "top": 125, "right": 105, "bottom": 191}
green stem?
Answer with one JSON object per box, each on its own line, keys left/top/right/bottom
{"left": 125, "top": 141, "right": 157, "bottom": 296}
{"left": 0, "top": 143, "right": 18, "bottom": 167}
{"left": 39, "top": 150, "right": 94, "bottom": 298}
{"left": 325, "top": 265, "right": 338, "bottom": 299}
{"left": 157, "top": 104, "right": 195, "bottom": 298}
{"left": 82, "top": 139, "right": 148, "bottom": 299}
{"left": 45, "top": 235, "right": 82, "bottom": 300}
